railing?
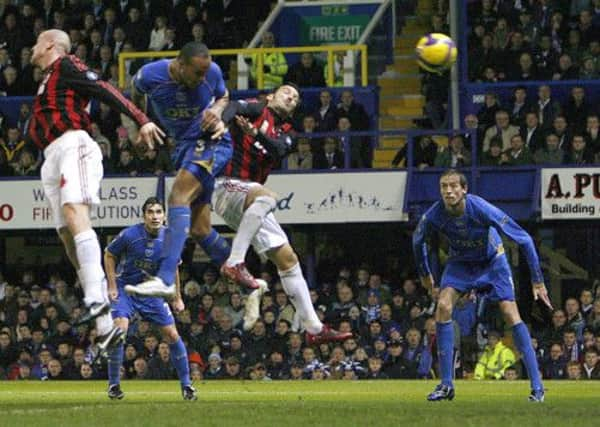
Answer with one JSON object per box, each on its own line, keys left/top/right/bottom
{"left": 118, "top": 44, "right": 368, "bottom": 90}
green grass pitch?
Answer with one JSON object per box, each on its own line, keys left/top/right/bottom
{"left": 1, "top": 380, "right": 599, "bottom": 427}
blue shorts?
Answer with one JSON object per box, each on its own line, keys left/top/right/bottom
{"left": 172, "top": 133, "right": 233, "bottom": 205}
{"left": 441, "top": 254, "right": 515, "bottom": 302}
{"left": 111, "top": 286, "right": 174, "bottom": 327}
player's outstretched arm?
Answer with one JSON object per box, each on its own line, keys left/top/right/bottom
{"left": 477, "top": 198, "right": 553, "bottom": 309}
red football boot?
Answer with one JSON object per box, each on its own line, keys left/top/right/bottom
{"left": 305, "top": 325, "right": 353, "bottom": 346}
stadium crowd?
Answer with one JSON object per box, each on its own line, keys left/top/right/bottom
{"left": 1, "top": 251, "right": 599, "bottom": 382}
{"left": 467, "top": 0, "right": 600, "bottom": 82}
{"left": 400, "top": 82, "right": 600, "bottom": 167}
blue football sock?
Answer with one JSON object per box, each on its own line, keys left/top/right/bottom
{"left": 197, "top": 228, "right": 230, "bottom": 266}
{"left": 437, "top": 320, "right": 454, "bottom": 387}
{"left": 107, "top": 342, "right": 124, "bottom": 386}
{"left": 169, "top": 338, "right": 191, "bottom": 387}
{"left": 512, "top": 322, "right": 543, "bottom": 392}
{"left": 157, "top": 206, "right": 191, "bottom": 286}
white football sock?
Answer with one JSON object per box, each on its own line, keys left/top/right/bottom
{"left": 227, "top": 196, "right": 277, "bottom": 266}
{"left": 74, "top": 229, "right": 112, "bottom": 336}
{"left": 279, "top": 263, "right": 322, "bottom": 335}
{"left": 74, "top": 229, "right": 106, "bottom": 306}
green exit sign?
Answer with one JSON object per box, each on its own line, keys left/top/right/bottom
{"left": 322, "top": 5, "right": 349, "bottom": 16}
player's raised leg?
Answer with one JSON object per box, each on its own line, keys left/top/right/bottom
{"left": 263, "top": 224, "right": 352, "bottom": 344}
{"left": 499, "top": 300, "right": 545, "bottom": 402}
{"left": 221, "top": 186, "right": 277, "bottom": 287}
{"left": 428, "top": 286, "right": 460, "bottom": 401}
{"left": 127, "top": 169, "right": 202, "bottom": 298}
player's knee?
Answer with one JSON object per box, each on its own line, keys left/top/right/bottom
{"left": 436, "top": 298, "right": 453, "bottom": 319}
{"left": 113, "top": 317, "right": 129, "bottom": 333}
{"left": 162, "top": 326, "right": 180, "bottom": 344}
{"left": 190, "top": 222, "right": 211, "bottom": 240}
{"left": 274, "top": 245, "right": 298, "bottom": 271}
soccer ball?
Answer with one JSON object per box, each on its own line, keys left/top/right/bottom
{"left": 415, "top": 33, "right": 457, "bottom": 73}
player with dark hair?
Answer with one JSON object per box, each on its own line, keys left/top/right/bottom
{"left": 28, "top": 29, "right": 164, "bottom": 355}
{"left": 104, "top": 197, "right": 196, "bottom": 401}
{"left": 197, "top": 84, "right": 351, "bottom": 344}
{"left": 413, "top": 169, "right": 552, "bottom": 402}
{"left": 126, "top": 41, "right": 258, "bottom": 298}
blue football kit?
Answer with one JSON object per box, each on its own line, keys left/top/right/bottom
{"left": 106, "top": 223, "right": 191, "bottom": 390}
{"left": 133, "top": 59, "right": 233, "bottom": 204}
{"left": 106, "top": 223, "right": 174, "bottom": 326}
{"left": 412, "top": 194, "right": 544, "bottom": 396}
{"left": 132, "top": 59, "right": 233, "bottom": 286}
{"left": 413, "top": 194, "right": 543, "bottom": 301}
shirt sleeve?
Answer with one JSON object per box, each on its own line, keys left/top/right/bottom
{"left": 133, "top": 66, "right": 151, "bottom": 95}
{"left": 222, "top": 100, "right": 266, "bottom": 124}
{"left": 106, "top": 229, "right": 128, "bottom": 258}
{"left": 412, "top": 211, "right": 434, "bottom": 279}
{"left": 475, "top": 197, "right": 544, "bottom": 283}
{"left": 62, "top": 56, "right": 150, "bottom": 127}
{"left": 255, "top": 130, "right": 293, "bottom": 160}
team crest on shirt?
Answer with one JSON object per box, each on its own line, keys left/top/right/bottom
{"left": 85, "top": 71, "right": 98, "bottom": 81}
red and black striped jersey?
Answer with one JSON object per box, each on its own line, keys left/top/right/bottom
{"left": 28, "top": 55, "right": 149, "bottom": 149}
{"left": 222, "top": 100, "right": 293, "bottom": 184}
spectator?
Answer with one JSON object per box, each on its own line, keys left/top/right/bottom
{"left": 480, "top": 136, "right": 504, "bottom": 166}
{"left": 338, "top": 116, "right": 369, "bottom": 169}
{"left": 508, "top": 52, "right": 538, "bottom": 81}
{"left": 0, "top": 127, "right": 26, "bottom": 169}
{"left": 47, "top": 358, "right": 66, "bottom": 380}
{"left": 533, "top": 133, "right": 564, "bottom": 165}
{"left": 422, "top": 70, "right": 449, "bottom": 129}
{"left": 542, "top": 343, "right": 567, "bottom": 379}
{"left": 285, "top": 53, "right": 326, "bottom": 88}
{"left": 477, "top": 93, "right": 502, "bottom": 131}
{"left": 471, "top": 33, "right": 498, "bottom": 81}
{"left": 566, "top": 360, "right": 583, "bottom": 380}
{"left": 564, "top": 29, "right": 584, "bottom": 67}
{"left": 12, "top": 150, "right": 38, "bottom": 177}
{"left": 313, "top": 90, "right": 337, "bottom": 132}
{"left": 314, "top": 137, "right": 344, "bottom": 170}
{"left": 535, "top": 85, "right": 562, "bottom": 130}
{"left": 115, "top": 148, "right": 139, "bottom": 176}
{"left": 564, "top": 87, "right": 590, "bottom": 134}
{"left": 474, "top": 331, "right": 516, "bottom": 380}
{"left": 0, "top": 66, "right": 21, "bottom": 96}
{"left": 161, "top": 27, "right": 178, "bottom": 52}
{"left": 148, "top": 15, "right": 168, "bottom": 51}
{"left": 287, "top": 138, "right": 313, "bottom": 170}
{"left": 564, "top": 134, "right": 594, "bottom": 165}
{"left": 336, "top": 90, "right": 370, "bottom": 132}
{"left": 250, "top": 32, "right": 288, "bottom": 89}
{"left": 508, "top": 86, "right": 533, "bottom": 127}
{"left": 147, "top": 342, "right": 176, "bottom": 380}
{"left": 532, "top": 34, "right": 558, "bottom": 80}
{"left": 133, "top": 357, "right": 149, "bottom": 379}
{"left": 552, "top": 54, "right": 579, "bottom": 80}
{"left": 392, "top": 135, "right": 437, "bottom": 169}
{"left": 434, "top": 135, "right": 471, "bottom": 167}
{"left": 579, "top": 55, "right": 599, "bottom": 79}
{"left": 582, "top": 348, "right": 600, "bottom": 380}
{"left": 520, "top": 111, "right": 544, "bottom": 153}
{"left": 482, "top": 110, "right": 520, "bottom": 152}
{"left": 585, "top": 114, "right": 600, "bottom": 153}
{"left": 500, "top": 134, "right": 533, "bottom": 166}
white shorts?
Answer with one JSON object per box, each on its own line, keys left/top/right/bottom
{"left": 212, "top": 177, "right": 288, "bottom": 255}
{"left": 41, "top": 130, "right": 103, "bottom": 229}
